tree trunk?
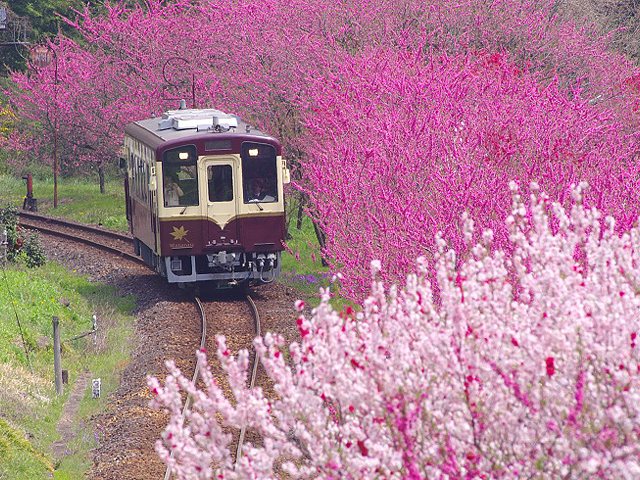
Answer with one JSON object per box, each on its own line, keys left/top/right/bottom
{"left": 296, "top": 194, "right": 306, "bottom": 230}
{"left": 53, "top": 127, "right": 59, "bottom": 208}
{"left": 312, "top": 220, "right": 329, "bottom": 267}
{"left": 284, "top": 197, "right": 294, "bottom": 240}
{"left": 99, "top": 164, "right": 105, "bottom": 194}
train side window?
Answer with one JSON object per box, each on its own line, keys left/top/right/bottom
{"left": 208, "top": 165, "right": 233, "bottom": 202}
{"left": 241, "top": 143, "right": 278, "bottom": 204}
{"left": 131, "top": 152, "right": 141, "bottom": 200}
{"left": 143, "top": 163, "right": 149, "bottom": 202}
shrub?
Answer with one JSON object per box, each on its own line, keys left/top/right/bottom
{"left": 0, "top": 204, "right": 19, "bottom": 262}
{"left": 149, "top": 184, "right": 640, "bottom": 479}
{"left": 0, "top": 205, "right": 46, "bottom": 268}
{"left": 22, "top": 233, "right": 46, "bottom": 268}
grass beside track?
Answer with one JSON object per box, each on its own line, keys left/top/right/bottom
{"left": 0, "top": 261, "right": 135, "bottom": 478}
{"left": 0, "top": 175, "right": 128, "bottom": 231}
{"left": 279, "top": 214, "right": 350, "bottom": 307}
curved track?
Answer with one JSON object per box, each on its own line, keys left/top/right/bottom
{"left": 164, "top": 293, "right": 262, "bottom": 479}
{"left": 237, "top": 294, "right": 261, "bottom": 463}
{"left": 17, "top": 211, "right": 142, "bottom": 264}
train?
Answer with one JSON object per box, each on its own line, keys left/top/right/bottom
{"left": 121, "top": 106, "right": 290, "bottom": 287}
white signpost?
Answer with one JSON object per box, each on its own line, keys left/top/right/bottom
{"left": 0, "top": 8, "right": 7, "bottom": 30}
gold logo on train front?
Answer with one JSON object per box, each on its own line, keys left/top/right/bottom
{"left": 170, "top": 225, "right": 189, "bottom": 241}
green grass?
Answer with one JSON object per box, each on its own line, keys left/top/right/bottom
{"left": 0, "top": 263, "right": 112, "bottom": 365}
{"left": 0, "top": 261, "right": 135, "bottom": 479}
{"left": 280, "top": 215, "right": 354, "bottom": 310}
{"left": 0, "top": 417, "right": 55, "bottom": 479}
{"left": 0, "top": 175, "right": 127, "bottom": 231}
{"left": 281, "top": 215, "right": 330, "bottom": 291}
{"left": 0, "top": 172, "right": 355, "bottom": 475}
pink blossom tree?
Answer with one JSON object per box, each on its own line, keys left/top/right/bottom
{"left": 3, "top": 0, "right": 639, "bottom": 292}
{"left": 149, "top": 184, "right": 640, "bottom": 478}
{"left": 5, "top": 0, "right": 638, "bottom": 184}
{"left": 298, "top": 47, "right": 640, "bottom": 298}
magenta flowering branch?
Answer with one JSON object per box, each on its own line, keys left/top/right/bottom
{"left": 299, "top": 44, "right": 640, "bottom": 298}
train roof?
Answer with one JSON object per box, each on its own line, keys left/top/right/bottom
{"left": 124, "top": 108, "right": 280, "bottom": 154}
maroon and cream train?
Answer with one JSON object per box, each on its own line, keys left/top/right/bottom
{"left": 122, "top": 107, "right": 290, "bottom": 286}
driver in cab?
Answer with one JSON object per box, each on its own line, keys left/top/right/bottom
{"left": 247, "top": 178, "right": 275, "bottom": 202}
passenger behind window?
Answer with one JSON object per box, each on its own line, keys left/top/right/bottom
{"left": 164, "top": 173, "right": 184, "bottom": 207}
{"left": 246, "top": 178, "right": 275, "bottom": 203}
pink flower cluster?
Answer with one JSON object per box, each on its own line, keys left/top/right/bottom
{"left": 6, "top": 0, "right": 638, "bottom": 191}
{"left": 149, "top": 184, "right": 640, "bottom": 478}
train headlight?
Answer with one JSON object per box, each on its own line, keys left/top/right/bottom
{"left": 178, "top": 152, "right": 190, "bottom": 160}
{"left": 248, "top": 148, "right": 259, "bottom": 157}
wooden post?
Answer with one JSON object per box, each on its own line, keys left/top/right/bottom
{"left": 53, "top": 316, "right": 63, "bottom": 395}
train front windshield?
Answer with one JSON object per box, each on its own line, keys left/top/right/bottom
{"left": 241, "top": 143, "right": 278, "bottom": 204}
{"left": 163, "top": 145, "right": 199, "bottom": 207}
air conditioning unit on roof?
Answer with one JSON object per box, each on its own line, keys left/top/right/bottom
{"left": 213, "top": 114, "right": 238, "bottom": 131}
{"left": 158, "top": 108, "right": 227, "bottom": 131}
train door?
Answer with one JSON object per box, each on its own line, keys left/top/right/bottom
{"left": 203, "top": 158, "right": 239, "bottom": 246}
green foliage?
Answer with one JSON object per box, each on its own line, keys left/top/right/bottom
{"left": 0, "top": 261, "right": 135, "bottom": 478}
{"left": 281, "top": 214, "right": 327, "bottom": 279}
{"left": 0, "top": 174, "right": 128, "bottom": 231}
{"left": 0, "top": 0, "right": 86, "bottom": 75}
{"left": 0, "top": 148, "right": 10, "bottom": 175}
{"left": 279, "top": 214, "right": 352, "bottom": 309}
{"left": 0, "top": 203, "right": 19, "bottom": 260}
{"left": 0, "top": 268, "right": 80, "bottom": 364}
{"left": 23, "top": 232, "right": 46, "bottom": 267}
{"left": 0, "top": 203, "right": 46, "bottom": 266}
{"left": 5, "top": 0, "right": 84, "bottom": 40}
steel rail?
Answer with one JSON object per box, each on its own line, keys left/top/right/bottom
{"left": 235, "top": 293, "right": 262, "bottom": 465}
{"left": 164, "top": 296, "right": 208, "bottom": 480}
{"left": 17, "top": 217, "right": 143, "bottom": 265}
{"left": 18, "top": 211, "right": 132, "bottom": 241}
{"left": 163, "top": 293, "right": 261, "bottom": 478}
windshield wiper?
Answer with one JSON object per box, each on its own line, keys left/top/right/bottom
{"left": 249, "top": 199, "right": 264, "bottom": 211}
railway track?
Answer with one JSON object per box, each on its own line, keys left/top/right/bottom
{"left": 164, "top": 292, "right": 262, "bottom": 479}
{"left": 17, "top": 211, "right": 143, "bottom": 264}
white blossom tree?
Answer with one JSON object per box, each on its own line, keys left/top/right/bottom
{"left": 149, "top": 183, "right": 640, "bottom": 479}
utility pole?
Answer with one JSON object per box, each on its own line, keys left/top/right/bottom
{"left": 0, "top": 2, "right": 32, "bottom": 76}
{"left": 0, "top": 3, "right": 30, "bottom": 46}
{"left": 162, "top": 56, "right": 197, "bottom": 109}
